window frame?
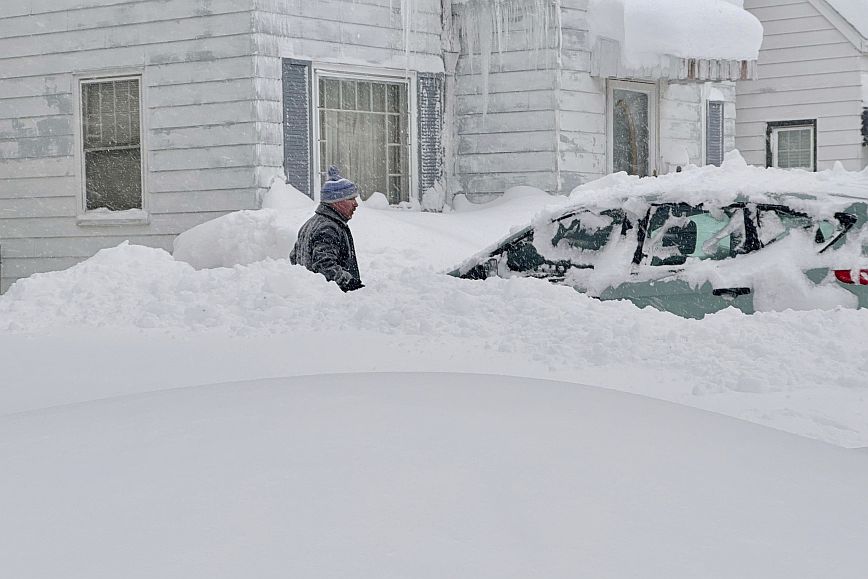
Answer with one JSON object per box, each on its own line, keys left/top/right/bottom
{"left": 73, "top": 70, "right": 149, "bottom": 225}
{"left": 766, "top": 119, "right": 817, "bottom": 172}
{"left": 311, "top": 65, "right": 418, "bottom": 204}
{"left": 606, "top": 79, "right": 659, "bottom": 177}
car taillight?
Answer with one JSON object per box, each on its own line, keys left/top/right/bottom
{"left": 833, "top": 269, "right": 868, "bottom": 285}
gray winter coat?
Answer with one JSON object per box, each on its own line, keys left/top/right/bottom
{"left": 290, "top": 203, "right": 361, "bottom": 291}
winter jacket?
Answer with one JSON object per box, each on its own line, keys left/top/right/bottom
{"left": 290, "top": 202, "right": 362, "bottom": 291}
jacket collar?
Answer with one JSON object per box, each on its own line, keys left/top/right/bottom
{"left": 315, "top": 202, "right": 349, "bottom": 225}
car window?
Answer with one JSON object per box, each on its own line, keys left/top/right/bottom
{"left": 552, "top": 210, "right": 624, "bottom": 253}
{"left": 644, "top": 205, "right": 747, "bottom": 266}
{"left": 756, "top": 206, "right": 843, "bottom": 249}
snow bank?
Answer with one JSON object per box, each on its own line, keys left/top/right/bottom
{"left": 3, "top": 373, "right": 868, "bottom": 578}
{"left": 588, "top": 0, "right": 763, "bottom": 67}
{"left": 3, "top": 239, "right": 868, "bottom": 446}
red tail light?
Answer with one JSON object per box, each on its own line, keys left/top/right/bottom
{"left": 833, "top": 269, "right": 868, "bottom": 285}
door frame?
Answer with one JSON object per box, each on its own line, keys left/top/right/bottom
{"left": 606, "top": 79, "right": 659, "bottom": 176}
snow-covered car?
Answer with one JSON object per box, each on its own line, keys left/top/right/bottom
{"left": 449, "top": 162, "right": 868, "bottom": 318}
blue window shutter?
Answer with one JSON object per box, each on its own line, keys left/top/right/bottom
{"left": 706, "top": 101, "right": 724, "bottom": 167}
{"left": 282, "top": 59, "right": 312, "bottom": 197}
{"left": 417, "top": 73, "right": 444, "bottom": 194}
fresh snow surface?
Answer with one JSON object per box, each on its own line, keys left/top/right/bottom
{"left": 2, "top": 167, "right": 868, "bottom": 448}
{"left": 3, "top": 373, "right": 868, "bottom": 579}
{"left": 588, "top": 0, "right": 764, "bottom": 66}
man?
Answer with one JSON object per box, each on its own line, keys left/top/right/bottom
{"left": 290, "top": 166, "right": 364, "bottom": 292}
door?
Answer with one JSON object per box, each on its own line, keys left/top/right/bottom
{"left": 607, "top": 80, "right": 658, "bottom": 177}
{"left": 602, "top": 204, "right": 756, "bottom": 318}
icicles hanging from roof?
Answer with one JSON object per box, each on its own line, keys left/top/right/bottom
{"left": 455, "top": 0, "right": 559, "bottom": 117}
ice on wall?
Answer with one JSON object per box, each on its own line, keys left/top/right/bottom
{"left": 455, "top": 0, "right": 559, "bottom": 115}
{"left": 588, "top": 0, "right": 763, "bottom": 69}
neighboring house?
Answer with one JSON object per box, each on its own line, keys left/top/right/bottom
{"left": 0, "top": 0, "right": 761, "bottom": 292}
{"left": 736, "top": 0, "right": 868, "bottom": 171}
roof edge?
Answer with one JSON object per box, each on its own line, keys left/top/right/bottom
{"left": 806, "top": 0, "right": 868, "bottom": 53}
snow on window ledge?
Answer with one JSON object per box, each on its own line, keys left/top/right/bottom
{"left": 77, "top": 209, "right": 150, "bottom": 227}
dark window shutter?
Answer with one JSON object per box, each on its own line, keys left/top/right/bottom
{"left": 417, "top": 73, "right": 444, "bottom": 194}
{"left": 861, "top": 107, "right": 867, "bottom": 146}
{"left": 706, "top": 101, "right": 724, "bottom": 167}
{"left": 282, "top": 59, "right": 312, "bottom": 197}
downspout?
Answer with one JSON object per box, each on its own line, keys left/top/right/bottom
{"left": 441, "top": 0, "right": 460, "bottom": 206}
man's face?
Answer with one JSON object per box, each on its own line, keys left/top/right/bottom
{"left": 332, "top": 197, "right": 358, "bottom": 220}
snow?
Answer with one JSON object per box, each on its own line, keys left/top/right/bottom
{"left": 2, "top": 373, "right": 868, "bottom": 579}
{"left": 2, "top": 165, "right": 868, "bottom": 450}
{"left": 588, "top": 0, "right": 764, "bottom": 67}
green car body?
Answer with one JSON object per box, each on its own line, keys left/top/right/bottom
{"left": 449, "top": 195, "right": 868, "bottom": 319}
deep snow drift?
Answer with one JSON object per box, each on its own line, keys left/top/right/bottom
{"left": 2, "top": 162, "right": 867, "bottom": 447}
{"left": 3, "top": 373, "right": 868, "bottom": 579}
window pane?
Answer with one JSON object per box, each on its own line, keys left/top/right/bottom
{"left": 322, "top": 78, "right": 340, "bottom": 109}
{"left": 372, "top": 83, "right": 386, "bottom": 112}
{"left": 612, "top": 89, "right": 650, "bottom": 176}
{"left": 341, "top": 80, "right": 356, "bottom": 110}
{"left": 387, "top": 84, "right": 400, "bottom": 113}
{"left": 357, "top": 81, "right": 371, "bottom": 112}
{"left": 775, "top": 127, "right": 812, "bottom": 169}
{"left": 85, "top": 149, "right": 142, "bottom": 211}
{"left": 387, "top": 115, "right": 400, "bottom": 144}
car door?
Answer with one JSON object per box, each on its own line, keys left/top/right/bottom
{"left": 600, "top": 203, "right": 756, "bottom": 318}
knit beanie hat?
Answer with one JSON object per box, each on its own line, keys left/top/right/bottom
{"left": 320, "top": 165, "right": 359, "bottom": 203}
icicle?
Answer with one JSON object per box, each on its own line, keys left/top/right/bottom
{"left": 457, "top": 0, "right": 559, "bottom": 119}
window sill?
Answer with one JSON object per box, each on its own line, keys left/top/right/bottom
{"left": 77, "top": 209, "right": 150, "bottom": 227}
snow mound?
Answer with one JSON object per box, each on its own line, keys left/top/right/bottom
{"left": 570, "top": 150, "right": 868, "bottom": 210}
{"left": 173, "top": 209, "right": 298, "bottom": 270}
{"left": 3, "top": 373, "right": 868, "bottom": 578}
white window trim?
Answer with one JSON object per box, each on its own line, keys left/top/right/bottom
{"left": 311, "top": 64, "right": 418, "bottom": 203}
{"left": 606, "top": 79, "right": 659, "bottom": 176}
{"left": 73, "top": 70, "right": 149, "bottom": 226}
{"left": 770, "top": 125, "right": 815, "bottom": 171}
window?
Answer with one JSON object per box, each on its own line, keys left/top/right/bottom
{"left": 643, "top": 205, "right": 747, "bottom": 266}
{"left": 767, "top": 120, "right": 816, "bottom": 171}
{"left": 80, "top": 76, "right": 143, "bottom": 212}
{"left": 317, "top": 75, "right": 411, "bottom": 204}
{"left": 608, "top": 81, "right": 657, "bottom": 177}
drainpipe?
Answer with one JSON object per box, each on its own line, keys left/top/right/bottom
{"left": 441, "top": 0, "right": 460, "bottom": 208}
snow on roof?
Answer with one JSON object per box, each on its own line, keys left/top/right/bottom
{"left": 825, "top": 0, "right": 868, "bottom": 40}
{"left": 588, "top": 0, "right": 763, "bottom": 70}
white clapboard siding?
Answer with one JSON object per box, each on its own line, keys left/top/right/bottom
{"left": 0, "top": 1, "right": 263, "bottom": 290}
{"left": 736, "top": 0, "right": 867, "bottom": 170}
{"left": 454, "top": 5, "right": 563, "bottom": 198}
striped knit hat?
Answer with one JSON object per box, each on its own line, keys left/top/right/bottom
{"left": 320, "top": 165, "right": 358, "bottom": 203}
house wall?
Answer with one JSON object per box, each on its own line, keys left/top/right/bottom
{"left": 736, "top": 0, "right": 867, "bottom": 171}
{"left": 659, "top": 81, "right": 738, "bottom": 169}
{"left": 0, "top": 0, "right": 260, "bottom": 292}
{"left": 250, "top": 0, "right": 444, "bottom": 197}
{"left": 454, "top": 0, "right": 739, "bottom": 200}
{"left": 451, "top": 1, "right": 562, "bottom": 200}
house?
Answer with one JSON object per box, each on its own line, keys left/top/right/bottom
{"left": 736, "top": 0, "right": 868, "bottom": 171}
{"left": 0, "top": 0, "right": 762, "bottom": 292}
